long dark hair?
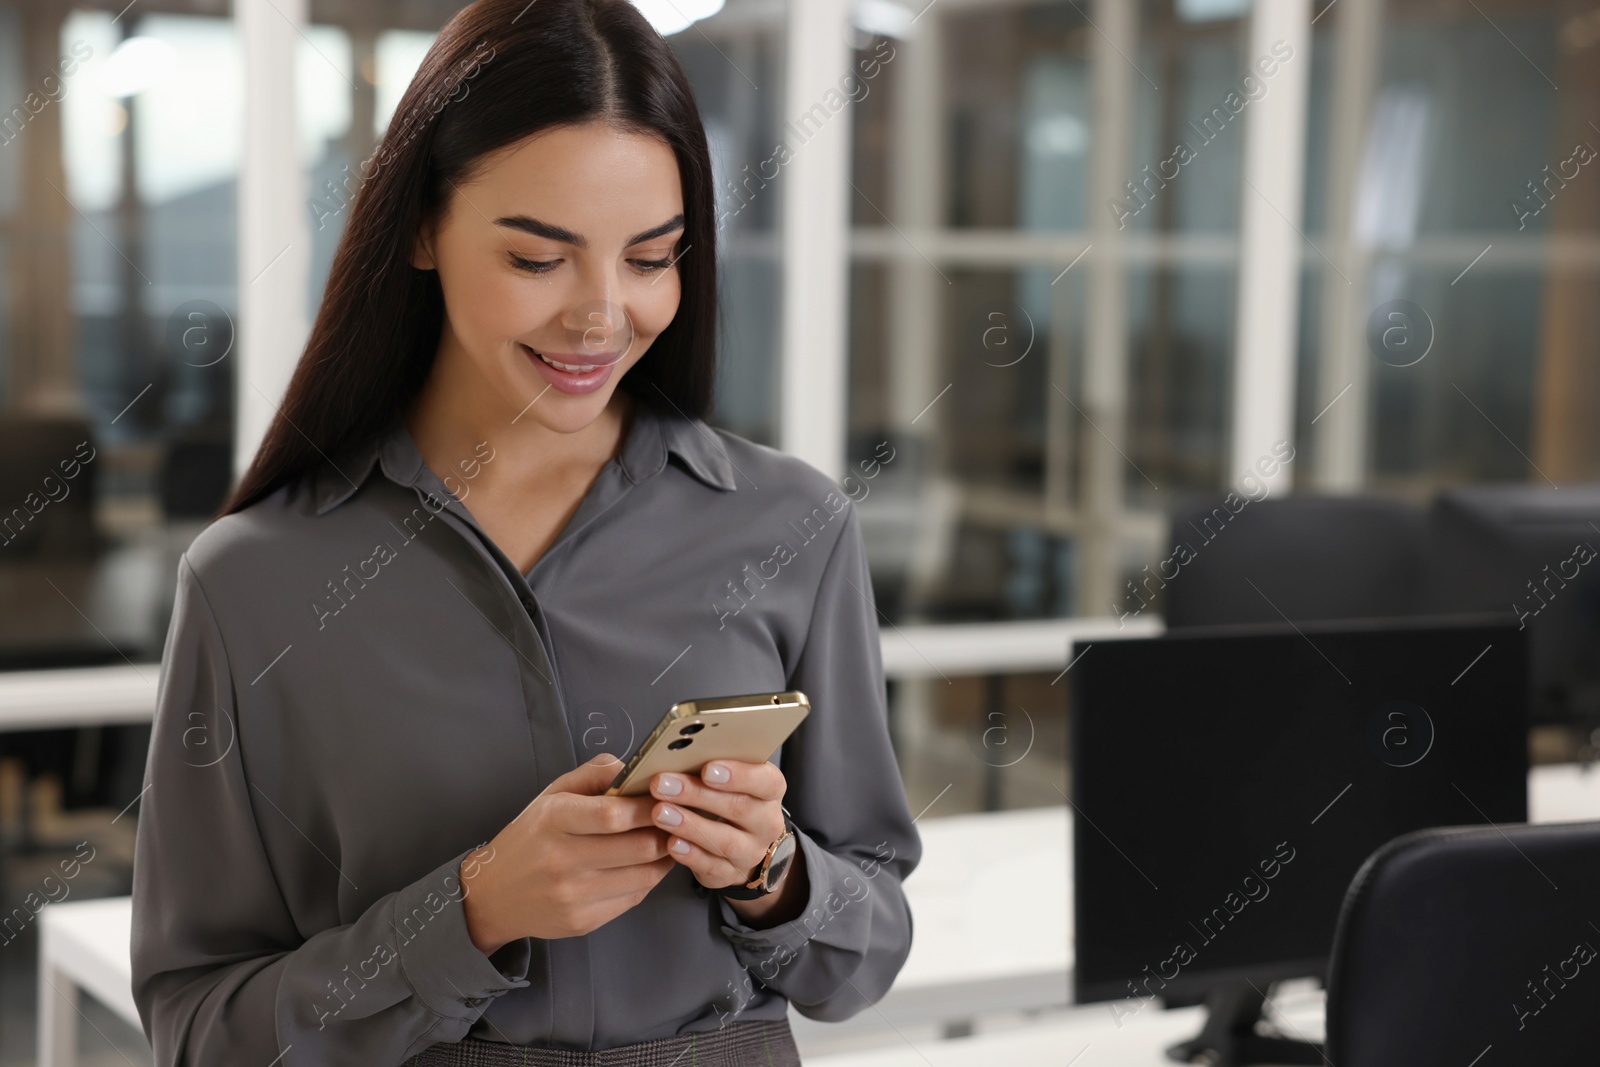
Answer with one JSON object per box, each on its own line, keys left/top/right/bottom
{"left": 220, "top": 0, "right": 719, "bottom": 517}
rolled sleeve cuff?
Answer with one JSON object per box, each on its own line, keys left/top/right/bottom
{"left": 394, "top": 848, "right": 533, "bottom": 1020}
{"left": 716, "top": 828, "right": 855, "bottom": 959}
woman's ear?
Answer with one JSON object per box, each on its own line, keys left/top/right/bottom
{"left": 411, "top": 216, "right": 438, "bottom": 271}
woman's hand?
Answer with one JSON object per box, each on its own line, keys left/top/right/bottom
{"left": 459, "top": 753, "right": 676, "bottom": 954}
{"left": 648, "top": 759, "right": 809, "bottom": 927}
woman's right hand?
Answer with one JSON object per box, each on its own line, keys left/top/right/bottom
{"left": 459, "top": 753, "right": 676, "bottom": 953}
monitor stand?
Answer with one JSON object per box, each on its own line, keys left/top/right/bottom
{"left": 1165, "top": 984, "right": 1326, "bottom": 1066}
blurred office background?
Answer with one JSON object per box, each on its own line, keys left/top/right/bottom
{"left": 1, "top": 0, "right": 1598, "bottom": 1061}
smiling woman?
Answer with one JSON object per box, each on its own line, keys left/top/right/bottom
{"left": 219, "top": 3, "right": 718, "bottom": 521}
{"left": 128, "top": 1, "right": 920, "bottom": 1065}
{"left": 402, "top": 119, "right": 694, "bottom": 571}
{"left": 406, "top": 123, "right": 687, "bottom": 424}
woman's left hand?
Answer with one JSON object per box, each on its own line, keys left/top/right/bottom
{"left": 649, "top": 760, "right": 806, "bottom": 924}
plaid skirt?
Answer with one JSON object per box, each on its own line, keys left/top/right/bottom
{"left": 408, "top": 1018, "right": 803, "bottom": 1066}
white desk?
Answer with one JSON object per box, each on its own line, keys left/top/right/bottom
{"left": 36, "top": 763, "right": 1600, "bottom": 1066}
{"left": 34, "top": 805, "right": 1069, "bottom": 1067}
{"left": 790, "top": 806, "right": 1070, "bottom": 1048}
{"left": 0, "top": 618, "right": 1147, "bottom": 731}
{"left": 1526, "top": 760, "right": 1600, "bottom": 823}
{"left": 0, "top": 664, "right": 156, "bottom": 732}
{"left": 807, "top": 1004, "right": 1212, "bottom": 1066}
{"left": 877, "top": 617, "right": 1161, "bottom": 678}
{"left": 802, "top": 981, "right": 1344, "bottom": 1067}
{"left": 37, "top": 896, "right": 139, "bottom": 1067}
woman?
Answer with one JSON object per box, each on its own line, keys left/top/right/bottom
{"left": 128, "top": 1, "right": 921, "bottom": 1064}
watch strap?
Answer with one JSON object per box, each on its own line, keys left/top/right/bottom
{"left": 719, "top": 818, "right": 796, "bottom": 900}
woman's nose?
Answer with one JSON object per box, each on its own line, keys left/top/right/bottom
{"left": 561, "top": 276, "right": 633, "bottom": 357}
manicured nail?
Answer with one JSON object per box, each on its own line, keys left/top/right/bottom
{"left": 671, "top": 838, "right": 691, "bottom": 855}
{"left": 658, "top": 774, "right": 682, "bottom": 795}
{"left": 704, "top": 763, "right": 730, "bottom": 784}
{"left": 658, "top": 805, "right": 683, "bottom": 826}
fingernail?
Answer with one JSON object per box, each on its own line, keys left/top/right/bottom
{"left": 704, "top": 763, "right": 730, "bottom": 784}
{"left": 658, "top": 774, "right": 682, "bottom": 795}
{"left": 658, "top": 805, "right": 683, "bottom": 826}
{"left": 671, "top": 838, "right": 691, "bottom": 855}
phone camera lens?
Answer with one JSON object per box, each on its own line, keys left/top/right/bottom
{"left": 668, "top": 738, "right": 694, "bottom": 751}
{"left": 679, "top": 723, "right": 705, "bottom": 735}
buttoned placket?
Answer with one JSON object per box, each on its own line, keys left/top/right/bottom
{"left": 396, "top": 447, "right": 644, "bottom": 705}
{"left": 391, "top": 444, "right": 653, "bottom": 1050}
{"left": 404, "top": 477, "right": 564, "bottom": 691}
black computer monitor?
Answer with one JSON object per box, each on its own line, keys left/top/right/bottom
{"left": 1071, "top": 617, "right": 1527, "bottom": 1063}
{"left": 1430, "top": 483, "right": 1600, "bottom": 730}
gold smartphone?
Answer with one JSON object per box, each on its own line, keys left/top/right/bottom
{"left": 604, "top": 691, "right": 811, "bottom": 797}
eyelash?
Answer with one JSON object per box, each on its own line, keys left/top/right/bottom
{"left": 509, "top": 253, "right": 674, "bottom": 276}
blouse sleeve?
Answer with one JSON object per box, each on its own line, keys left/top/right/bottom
{"left": 131, "top": 554, "right": 535, "bottom": 1066}
{"left": 714, "top": 502, "right": 923, "bottom": 1022}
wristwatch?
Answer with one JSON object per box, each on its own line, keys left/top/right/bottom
{"left": 720, "top": 817, "right": 798, "bottom": 900}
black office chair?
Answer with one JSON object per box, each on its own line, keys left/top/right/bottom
{"left": 1325, "top": 820, "right": 1600, "bottom": 1065}
{"left": 1427, "top": 484, "right": 1600, "bottom": 732}
{"left": 1162, "top": 494, "right": 1431, "bottom": 628}
{"left": 0, "top": 413, "right": 102, "bottom": 558}
{"left": 158, "top": 420, "right": 234, "bottom": 520}
{"left": 0, "top": 415, "right": 122, "bottom": 860}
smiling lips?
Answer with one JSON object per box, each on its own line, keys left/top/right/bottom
{"left": 529, "top": 347, "right": 621, "bottom": 371}
{"left": 520, "top": 342, "right": 622, "bottom": 396}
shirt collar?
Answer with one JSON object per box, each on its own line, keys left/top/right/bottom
{"left": 310, "top": 399, "right": 738, "bottom": 517}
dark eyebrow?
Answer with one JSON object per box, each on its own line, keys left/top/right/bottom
{"left": 491, "top": 213, "right": 685, "bottom": 250}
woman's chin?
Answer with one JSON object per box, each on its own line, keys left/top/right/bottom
{"left": 508, "top": 381, "right": 620, "bottom": 434}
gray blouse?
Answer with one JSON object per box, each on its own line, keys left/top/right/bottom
{"left": 129, "top": 399, "right": 921, "bottom": 1065}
